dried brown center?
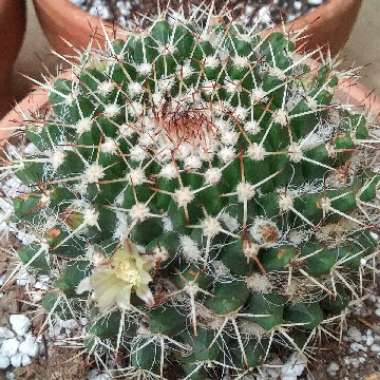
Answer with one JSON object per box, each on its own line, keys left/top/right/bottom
{"left": 158, "top": 109, "right": 215, "bottom": 146}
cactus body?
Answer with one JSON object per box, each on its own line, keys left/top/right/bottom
{"left": 2, "top": 5, "right": 380, "bottom": 379}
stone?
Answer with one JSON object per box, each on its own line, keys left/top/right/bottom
{"left": 1, "top": 338, "right": 19, "bottom": 357}
{"left": 9, "top": 314, "right": 31, "bottom": 336}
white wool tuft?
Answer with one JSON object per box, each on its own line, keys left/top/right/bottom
{"left": 246, "top": 273, "right": 272, "bottom": 293}
{"left": 236, "top": 182, "right": 256, "bottom": 202}
{"left": 173, "top": 187, "right": 194, "bottom": 207}
{"left": 248, "top": 143, "right": 266, "bottom": 161}
{"left": 201, "top": 216, "right": 221, "bottom": 238}
{"left": 179, "top": 235, "right": 202, "bottom": 261}
{"left": 128, "top": 168, "right": 146, "bottom": 185}
{"left": 84, "top": 164, "right": 105, "bottom": 183}
{"left": 76, "top": 117, "right": 92, "bottom": 135}
{"left": 204, "top": 168, "right": 222, "bottom": 185}
{"left": 129, "top": 203, "right": 150, "bottom": 222}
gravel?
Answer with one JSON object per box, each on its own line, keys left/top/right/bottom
{"left": 69, "top": 0, "right": 328, "bottom": 29}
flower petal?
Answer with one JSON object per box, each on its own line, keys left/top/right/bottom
{"left": 76, "top": 276, "right": 92, "bottom": 295}
{"left": 116, "top": 286, "right": 132, "bottom": 309}
{"left": 135, "top": 284, "right": 154, "bottom": 306}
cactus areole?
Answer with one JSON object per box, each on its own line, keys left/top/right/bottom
{"left": 2, "top": 4, "right": 380, "bottom": 379}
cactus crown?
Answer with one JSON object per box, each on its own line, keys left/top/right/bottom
{"left": 1, "top": 4, "right": 380, "bottom": 379}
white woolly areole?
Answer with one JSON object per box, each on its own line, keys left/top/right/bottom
{"left": 130, "top": 145, "right": 147, "bottom": 162}
{"left": 83, "top": 208, "right": 99, "bottom": 227}
{"left": 100, "top": 137, "right": 117, "bottom": 154}
{"left": 173, "top": 187, "right": 194, "bottom": 207}
{"left": 184, "top": 155, "right": 202, "bottom": 170}
{"left": 84, "top": 164, "right": 105, "bottom": 183}
{"left": 320, "top": 197, "right": 332, "bottom": 213}
{"left": 158, "top": 78, "right": 174, "bottom": 92}
{"left": 220, "top": 212, "right": 239, "bottom": 232}
{"left": 204, "top": 168, "right": 222, "bottom": 185}
{"left": 273, "top": 109, "right": 288, "bottom": 126}
{"left": 233, "top": 55, "right": 250, "bottom": 68}
{"left": 250, "top": 217, "right": 280, "bottom": 246}
{"left": 225, "top": 79, "right": 242, "bottom": 94}
{"left": 50, "top": 150, "right": 65, "bottom": 170}
{"left": 221, "top": 130, "right": 239, "bottom": 146}
{"left": 269, "top": 66, "right": 286, "bottom": 80}
{"left": 243, "top": 240, "right": 260, "bottom": 259}
{"left": 129, "top": 202, "right": 150, "bottom": 222}
{"left": 214, "top": 118, "right": 231, "bottom": 133}
{"left": 244, "top": 120, "right": 261, "bottom": 135}
{"left": 162, "top": 216, "right": 173, "bottom": 232}
{"left": 180, "top": 61, "right": 193, "bottom": 78}
{"left": 236, "top": 182, "right": 256, "bottom": 202}
{"left": 248, "top": 143, "right": 266, "bottom": 161}
{"left": 137, "top": 62, "right": 152, "bottom": 76}
{"left": 246, "top": 273, "right": 272, "bottom": 293}
{"left": 103, "top": 104, "right": 120, "bottom": 118}
{"left": 97, "top": 81, "right": 114, "bottom": 96}
{"left": 131, "top": 102, "right": 144, "bottom": 116}
{"left": 152, "top": 92, "right": 164, "bottom": 106}
{"left": 234, "top": 106, "right": 248, "bottom": 120}
{"left": 179, "top": 235, "right": 202, "bottom": 261}
{"left": 204, "top": 55, "right": 220, "bottom": 69}
{"left": 128, "top": 81, "right": 144, "bottom": 97}
{"left": 201, "top": 216, "right": 221, "bottom": 238}
{"left": 278, "top": 193, "right": 294, "bottom": 211}
{"left": 288, "top": 143, "right": 303, "bottom": 163}
{"left": 251, "top": 88, "right": 266, "bottom": 102}
{"left": 76, "top": 117, "right": 92, "bottom": 135}
{"left": 128, "top": 168, "right": 146, "bottom": 185}
{"left": 119, "top": 123, "right": 134, "bottom": 138}
{"left": 159, "top": 163, "right": 178, "bottom": 179}
{"left": 218, "top": 146, "right": 235, "bottom": 164}
{"left": 325, "top": 143, "right": 336, "bottom": 158}
{"left": 176, "top": 143, "right": 192, "bottom": 161}
{"left": 288, "top": 229, "right": 309, "bottom": 245}
{"left": 301, "top": 133, "right": 323, "bottom": 151}
{"left": 202, "top": 80, "right": 216, "bottom": 96}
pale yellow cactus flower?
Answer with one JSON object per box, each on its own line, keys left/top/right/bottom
{"left": 77, "top": 241, "right": 155, "bottom": 312}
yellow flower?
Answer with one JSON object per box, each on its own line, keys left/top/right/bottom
{"left": 77, "top": 241, "right": 154, "bottom": 312}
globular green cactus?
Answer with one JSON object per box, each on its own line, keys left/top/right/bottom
{"left": 2, "top": 4, "right": 380, "bottom": 379}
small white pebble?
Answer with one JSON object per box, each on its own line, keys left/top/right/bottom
{"left": 347, "top": 326, "right": 362, "bottom": 342}
{"left": 350, "top": 342, "right": 366, "bottom": 352}
{"left": 0, "top": 355, "right": 10, "bottom": 369}
{"left": 326, "top": 361, "right": 339, "bottom": 376}
{"left": 1, "top": 338, "right": 19, "bottom": 357}
{"left": 371, "top": 344, "right": 380, "bottom": 353}
{"left": 21, "top": 354, "right": 32, "bottom": 366}
{"left": 9, "top": 314, "right": 31, "bottom": 337}
{"left": 10, "top": 353, "right": 22, "bottom": 368}
{"left": 19, "top": 335, "right": 39, "bottom": 358}
{"left": 0, "top": 328, "right": 14, "bottom": 340}
{"left": 366, "top": 335, "right": 375, "bottom": 346}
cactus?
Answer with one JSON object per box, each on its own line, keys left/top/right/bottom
{"left": 1, "top": 4, "right": 380, "bottom": 379}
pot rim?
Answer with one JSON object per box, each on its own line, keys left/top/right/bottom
{"left": 0, "top": 59, "right": 379, "bottom": 145}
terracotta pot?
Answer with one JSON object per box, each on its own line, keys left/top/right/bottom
{"left": 33, "top": 0, "right": 125, "bottom": 56}
{"left": 0, "top": 0, "right": 26, "bottom": 119}
{"left": 1, "top": 62, "right": 379, "bottom": 145}
{"left": 33, "top": 0, "right": 361, "bottom": 57}
{"left": 280, "top": 0, "right": 362, "bottom": 56}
